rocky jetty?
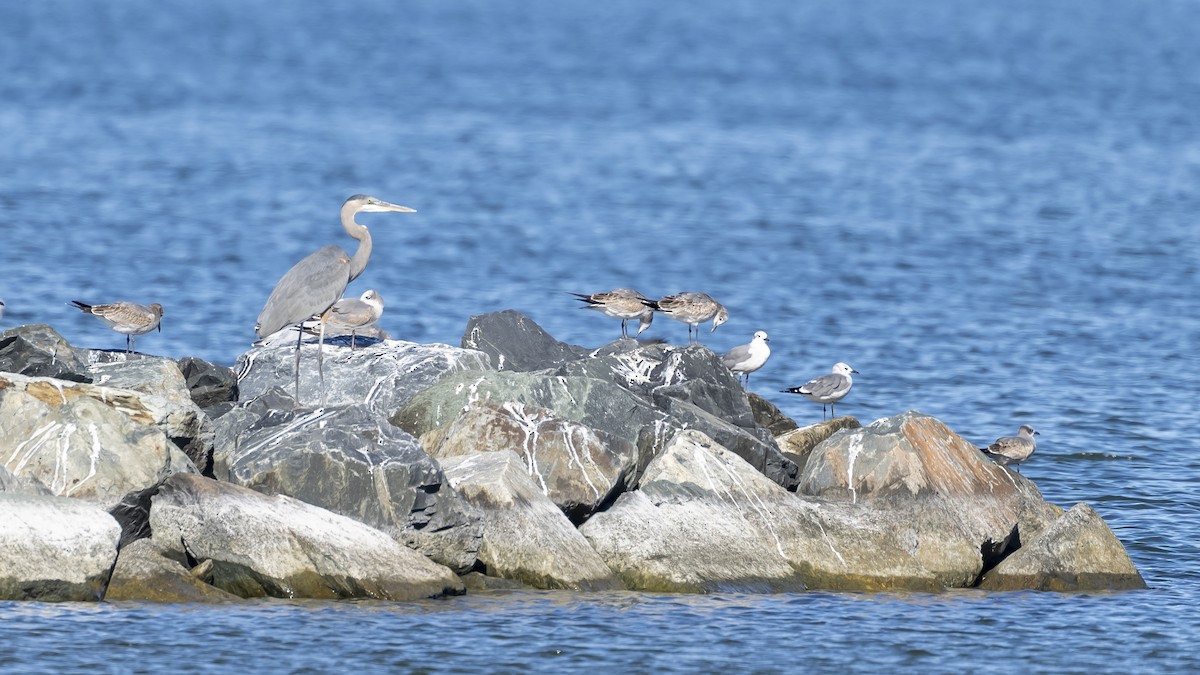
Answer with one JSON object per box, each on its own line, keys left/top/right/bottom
{"left": 0, "top": 318, "right": 1145, "bottom": 602}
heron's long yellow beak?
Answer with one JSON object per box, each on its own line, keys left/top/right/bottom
{"left": 364, "top": 199, "right": 415, "bottom": 213}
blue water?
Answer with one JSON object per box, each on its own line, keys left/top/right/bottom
{"left": 2, "top": 0, "right": 1199, "bottom": 670}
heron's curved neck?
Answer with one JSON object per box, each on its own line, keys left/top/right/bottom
{"left": 340, "top": 203, "right": 373, "bottom": 281}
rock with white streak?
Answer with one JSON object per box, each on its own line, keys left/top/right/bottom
{"left": 0, "top": 387, "right": 196, "bottom": 511}
{"left": 580, "top": 430, "right": 940, "bottom": 593}
{"left": 0, "top": 493, "right": 122, "bottom": 601}
{"left": 235, "top": 339, "right": 493, "bottom": 414}
{"left": 82, "top": 355, "right": 214, "bottom": 471}
{"left": 149, "top": 474, "right": 464, "bottom": 600}
{"left": 421, "top": 400, "right": 638, "bottom": 521}
{"left": 441, "top": 452, "right": 620, "bottom": 590}
{"left": 211, "top": 400, "right": 482, "bottom": 573}
{"left": 0, "top": 370, "right": 210, "bottom": 475}
{"left": 798, "top": 411, "right": 1066, "bottom": 587}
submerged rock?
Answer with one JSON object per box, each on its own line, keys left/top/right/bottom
{"left": 150, "top": 474, "right": 464, "bottom": 600}
{"left": 441, "top": 452, "right": 620, "bottom": 590}
{"left": 0, "top": 493, "right": 122, "bottom": 601}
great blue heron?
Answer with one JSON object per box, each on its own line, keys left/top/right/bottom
{"left": 643, "top": 292, "right": 728, "bottom": 344}
{"left": 570, "top": 288, "right": 654, "bottom": 338}
{"left": 71, "top": 300, "right": 164, "bottom": 353}
{"left": 781, "top": 362, "right": 858, "bottom": 420}
{"left": 255, "top": 195, "right": 414, "bottom": 400}
{"left": 721, "top": 330, "right": 771, "bottom": 386}
{"left": 980, "top": 425, "right": 1039, "bottom": 473}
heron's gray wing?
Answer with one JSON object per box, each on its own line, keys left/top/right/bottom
{"left": 256, "top": 245, "right": 352, "bottom": 338}
{"left": 800, "top": 373, "right": 847, "bottom": 397}
{"left": 722, "top": 343, "right": 753, "bottom": 368}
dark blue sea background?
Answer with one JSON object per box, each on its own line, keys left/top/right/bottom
{"left": 2, "top": 0, "right": 1199, "bottom": 671}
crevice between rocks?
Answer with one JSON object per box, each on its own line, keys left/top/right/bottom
{"left": 973, "top": 523, "right": 1022, "bottom": 587}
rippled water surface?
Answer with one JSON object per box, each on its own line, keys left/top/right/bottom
{"left": 2, "top": 0, "right": 1199, "bottom": 671}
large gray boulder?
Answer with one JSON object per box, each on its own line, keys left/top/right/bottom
{"left": 212, "top": 400, "right": 482, "bottom": 573}
{"left": 441, "top": 452, "right": 620, "bottom": 590}
{"left": 422, "top": 400, "right": 638, "bottom": 521}
{"left": 798, "top": 411, "right": 1067, "bottom": 587}
{"left": 0, "top": 493, "right": 122, "bottom": 601}
{"left": 0, "top": 324, "right": 92, "bottom": 383}
{"left": 235, "top": 339, "right": 493, "bottom": 414}
{"left": 462, "top": 310, "right": 588, "bottom": 372}
{"left": 396, "top": 368, "right": 800, "bottom": 491}
{"left": 979, "top": 503, "right": 1147, "bottom": 592}
{"left": 580, "top": 430, "right": 940, "bottom": 593}
{"left": 0, "top": 386, "right": 196, "bottom": 511}
{"left": 149, "top": 474, "right": 464, "bottom": 600}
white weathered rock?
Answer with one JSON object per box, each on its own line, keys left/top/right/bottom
{"left": 441, "top": 452, "right": 619, "bottom": 590}
{"left": 0, "top": 493, "right": 122, "bottom": 601}
{"left": 149, "top": 474, "right": 463, "bottom": 600}
{"left": 0, "top": 387, "right": 195, "bottom": 510}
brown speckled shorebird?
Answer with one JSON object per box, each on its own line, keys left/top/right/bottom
{"left": 980, "top": 425, "right": 1039, "bottom": 473}
{"left": 71, "top": 300, "right": 163, "bottom": 353}
{"left": 570, "top": 288, "right": 654, "bottom": 339}
{"left": 643, "top": 292, "right": 728, "bottom": 344}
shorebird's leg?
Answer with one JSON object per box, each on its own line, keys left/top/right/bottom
{"left": 621, "top": 320, "right": 628, "bottom": 339}
{"left": 350, "top": 330, "right": 357, "bottom": 351}
{"left": 293, "top": 327, "right": 303, "bottom": 400}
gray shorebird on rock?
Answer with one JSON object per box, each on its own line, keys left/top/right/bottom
{"left": 320, "top": 289, "right": 385, "bottom": 350}
{"left": 255, "top": 194, "right": 414, "bottom": 401}
{"left": 980, "top": 424, "right": 1039, "bottom": 473}
{"left": 721, "top": 331, "right": 771, "bottom": 386}
{"left": 571, "top": 288, "right": 654, "bottom": 339}
{"left": 782, "top": 362, "right": 858, "bottom": 420}
{"left": 644, "top": 292, "right": 728, "bottom": 344}
{"left": 71, "top": 300, "right": 163, "bottom": 353}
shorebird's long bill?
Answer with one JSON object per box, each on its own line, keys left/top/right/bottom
{"left": 364, "top": 199, "right": 416, "bottom": 213}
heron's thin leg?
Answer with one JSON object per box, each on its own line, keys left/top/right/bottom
{"left": 293, "top": 327, "right": 303, "bottom": 400}
{"left": 318, "top": 320, "right": 327, "bottom": 407}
